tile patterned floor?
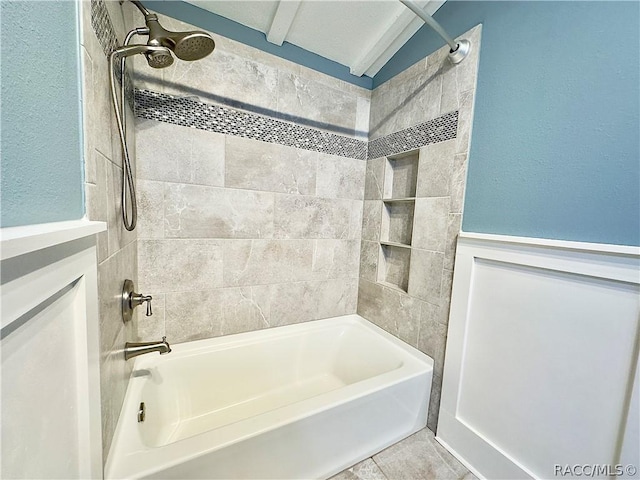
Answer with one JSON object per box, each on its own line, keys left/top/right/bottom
{"left": 330, "top": 428, "right": 476, "bottom": 480}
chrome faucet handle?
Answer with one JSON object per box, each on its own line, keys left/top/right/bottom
{"left": 122, "top": 280, "right": 153, "bottom": 322}
{"left": 132, "top": 294, "right": 153, "bottom": 316}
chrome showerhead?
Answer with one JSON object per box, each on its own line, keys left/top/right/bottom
{"left": 145, "top": 13, "right": 216, "bottom": 61}
{"left": 112, "top": 44, "right": 174, "bottom": 69}
{"left": 129, "top": 1, "right": 215, "bottom": 63}
{"left": 172, "top": 32, "right": 216, "bottom": 62}
{"left": 145, "top": 49, "right": 174, "bottom": 68}
{"left": 145, "top": 16, "right": 216, "bottom": 61}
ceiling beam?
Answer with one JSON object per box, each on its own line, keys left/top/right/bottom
{"left": 266, "top": 0, "right": 302, "bottom": 46}
{"left": 350, "top": 0, "right": 445, "bottom": 78}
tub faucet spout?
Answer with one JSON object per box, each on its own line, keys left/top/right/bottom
{"left": 124, "top": 336, "right": 171, "bottom": 361}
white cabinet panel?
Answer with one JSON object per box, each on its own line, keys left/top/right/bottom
{"left": 438, "top": 233, "right": 640, "bottom": 480}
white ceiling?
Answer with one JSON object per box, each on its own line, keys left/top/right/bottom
{"left": 184, "top": 0, "right": 445, "bottom": 78}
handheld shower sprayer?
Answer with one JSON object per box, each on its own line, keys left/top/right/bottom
{"left": 110, "top": 1, "right": 216, "bottom": 231}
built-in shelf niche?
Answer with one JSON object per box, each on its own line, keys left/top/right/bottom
{"left": 377, "top": 244, "right": 411, "bottom": 293}
{"left": 377, "top": 150, "right": 420, "bottom": 292}
{"left": 383, "top": 151, "right": 419, "bottom": 199}
{"left": 381, "top": 201, "right": 415, "bottom": 245}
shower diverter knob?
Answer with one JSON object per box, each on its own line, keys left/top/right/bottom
{"left": 122, "top": 279, "right": 153, "bottom": 322}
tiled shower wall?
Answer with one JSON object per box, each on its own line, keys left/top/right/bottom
{"left": 79, "top": 0, "right": 140, "bottom": 461}
{"left": 135, "top": 127, "right": 366, "bottom": 341}
{"left": 358, "top": 25, "right": 481, "bottom": 431}
{"left": 133, "top": 12, "right": 370, "bottom": 342}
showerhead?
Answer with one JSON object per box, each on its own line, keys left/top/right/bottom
{"left": 145, "top": 14, "right": 215, "bottom": 62}
{"left": 112, "top": 44, "right": 174, "bottom": 69}
{"left": 171, "top": 32, "right": 216, "bottom": 62}
{"left": 145, "top": 49, "right": 174, "bottom": 68}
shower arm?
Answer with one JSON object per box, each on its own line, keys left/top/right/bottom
{"left": 130, "top": 0, "right": 151, "bottom": 17}
{"left": 399, "top": 0, "right": 470, "bottom": 64}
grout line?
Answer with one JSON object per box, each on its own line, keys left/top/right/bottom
{"left": 137, "top": 177, "right": 366, "bottom": 202}
{"left": 137, "top": 275, "right": 360, "bottom": 295}
{"left": 371, "top": 455, "right": 390, "bottom": 479}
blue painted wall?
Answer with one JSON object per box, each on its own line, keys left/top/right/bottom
{"left": 1, "top": 1, "right": 84, "bottom": 228}
{"left": 377, "top": 1, "right": 640, "bottom": 246}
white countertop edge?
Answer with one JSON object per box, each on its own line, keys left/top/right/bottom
{"left": 460, "top": 231, "right": 640, "bottom": 257}
{"left": 0, "top": 219, "right": 107, "bottom": 261}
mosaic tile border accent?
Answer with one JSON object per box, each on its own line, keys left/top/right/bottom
{"left": 135, "top": 89, "right": 458, "bottom": 161}
{"left": 367, "top": 112, "right": 458, "bottom": 159}
{"left": 135, "top": 89, "right": 369, "bottom": 160}
{"left": 91, "top": 0, "right": 118, "bottom": 57}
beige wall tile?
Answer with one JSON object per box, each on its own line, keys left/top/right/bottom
{"left": 412, "top": 197, "right": 450, "bottom": 252}
{"left": 220, "top": 286, "right": 272, "bottom": 335}
{"left": 106, "top": 153, "right": 136, "bottom": 257}
{"left": 439, "top": 64, "right": 460, "bottom": 115}
{"left": 444, "top": 214, "right": 462, "bottom": 270}
{"left": 138, "top": 239, "right": 223, "bottom": 292}
{"left": 314, "top": 277, "right": 358, "bottom": 320}
{"left": 136, "top": 120, "right": 224, "bottom": 187}
{"left": 274, "top": 195, "right": 360, "bottom": 239}
{"left": 427, "top": 374, "right": 443, "bottom": 432}
{"left": 136, "top": 180, "right": 164, "bottom": 240}
{"left": 189, "top": 128, "right": 226, "bottom": 187}
{"left": 362, "top": 200, "right": 382, "bottom": 241}
{"left": 269, "top": 281, "right": 317, "bottom": 327}
{"left": 99, "top": 328, "right": 127, "bottom": 462}
{"left": 357, "top": 279, "right": 420, "bottom": 347}
{"left": 408, "top": 249, "right": 445, "bottom": 305}
{"left": 355, "top": 96, "right": 371, "bottom": 140}
{"left": 164, "top": 183, "right": 274, "bottom": 239}
{"left": 359, "top": 240, "right": 379, "bottom": 282}
{"left": 316, "top": 153, "right": 366, "bottom": 200}
{"left": 165, "top": 289, "right": 225, "bottom": 343}
{"left": 364, "top": 157, "right": 385, "bottom": 200}
{"left": 163, "top": 49, "right": 279, "bottom": 112}
{"left": 312, "top": 239, "right": 360, "bottom": 280}
{"left": 223, "top": 239, "right": 314, "bottom": 287}
{"left": 416, "top": 140, "right": 456, "bottom": 198}
{"left": 450, "top": 153, "right": 468, "bottom": 214}
{"left": 225, "top": 136, "right": 316, "bottom": 195}
{"left": 270, "top": 278, "right": 357, "bottom": 327}
{"left": 418, "top": 305, "right": 448, "bottom": 362}
{"left": 276, "top": 71, "right": 357, "bottom": 135}
{"left": 456, "top": 90, "right": 475, "bottom": 155}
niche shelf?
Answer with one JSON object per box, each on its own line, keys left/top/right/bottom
{"left": 381, "top": 201, "right": 415, "bottom": 246}
{"left": 376, "top": 150, "right": 420, "bottom": 292}
{"left": 377, "top": 244, "right": 411, "bottom": 293}
{"left": 383, "top": 151, "right": 419, "bottom": 199}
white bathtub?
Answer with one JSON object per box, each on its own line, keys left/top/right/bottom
{"left": 105, "top": 314, "right": 433, "bottom": 479}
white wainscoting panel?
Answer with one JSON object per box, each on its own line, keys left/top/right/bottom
{"left": 437, "top": 233, "right": 640, "bottom": 480}
{"left": 1, "top": 220, "right": 105, "bottom": 479}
